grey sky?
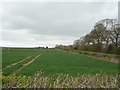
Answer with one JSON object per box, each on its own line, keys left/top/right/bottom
{"left": 1, "top": 1, "right": 118, "bottom": 47}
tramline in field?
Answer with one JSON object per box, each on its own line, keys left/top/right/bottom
{"left": 2, "top": 48, "right": 118, "bottom": 76}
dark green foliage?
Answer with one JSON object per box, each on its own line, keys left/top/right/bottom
{"left": 72, "top": 19, "right": 120, "bottom": 54}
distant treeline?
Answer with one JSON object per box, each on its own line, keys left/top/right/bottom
{"left": 56, "top": 19, "right": 120, "bottom": 54}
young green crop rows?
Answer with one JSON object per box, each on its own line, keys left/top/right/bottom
{"left": 3, "top": 55, "right": 34, "bottom": 75}
{"left": 2, "top": 48, "right": 118, "bottom": 76}
{"left": 2, "top": 48, "right": 41, "bottom": 68}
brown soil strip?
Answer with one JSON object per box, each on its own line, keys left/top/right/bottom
{"left": 67, "top": 50, "right": 119, "bottom": 63}
{"left": 101, "top": 57, "right": 119, "bottom": 63}
{"left": 23, "top": 54, "right": 41, "bottom": 66}
{"left": 13, "top": 54, "right": 41, "bottom": 74}
{"left": 3, "top": 56, "right": 32, "bottom": 70}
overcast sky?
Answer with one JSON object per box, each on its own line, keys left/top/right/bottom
{"left": 0, "top": 0, "right": 118, "bottom": 48}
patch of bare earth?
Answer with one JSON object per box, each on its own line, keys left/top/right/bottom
{"left": 13, "top": 54, "right": 41, "bottom": 74}
{"left": 3, "top": 56, "right": 32, "bottom": 70}
{"left": 102, "top": 57, "right": 119, "bottom": 63}
{"left": 70, "top": 51, "right": 119, "bottom": 63}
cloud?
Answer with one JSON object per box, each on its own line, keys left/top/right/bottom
{"left": 2, "top": 29, "right": 77, "bottom": 47}
{"left": 1, "top": 2, "right": 118, "bottom": 47}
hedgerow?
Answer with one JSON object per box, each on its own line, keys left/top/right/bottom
{"left": 2, "top": 71, "right": 119, "bottom": 88}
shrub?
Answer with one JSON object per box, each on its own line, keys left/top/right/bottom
{"left": 2, "top": 71, "right": 119, "bottom": 88}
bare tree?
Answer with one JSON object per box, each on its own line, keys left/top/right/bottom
{"left": 110, "top": 24, "right": 120, "bottom": 47}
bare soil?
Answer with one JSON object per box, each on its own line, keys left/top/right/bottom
{"left": 12, "top": 54, "right": 41, "bottom": 74}
{"left": 3, "top": 56, "right": 32, "bottom": 70}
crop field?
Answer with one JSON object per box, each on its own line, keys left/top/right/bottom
{"left": 2, "top": 48, "right": 118, "bottom": 76}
